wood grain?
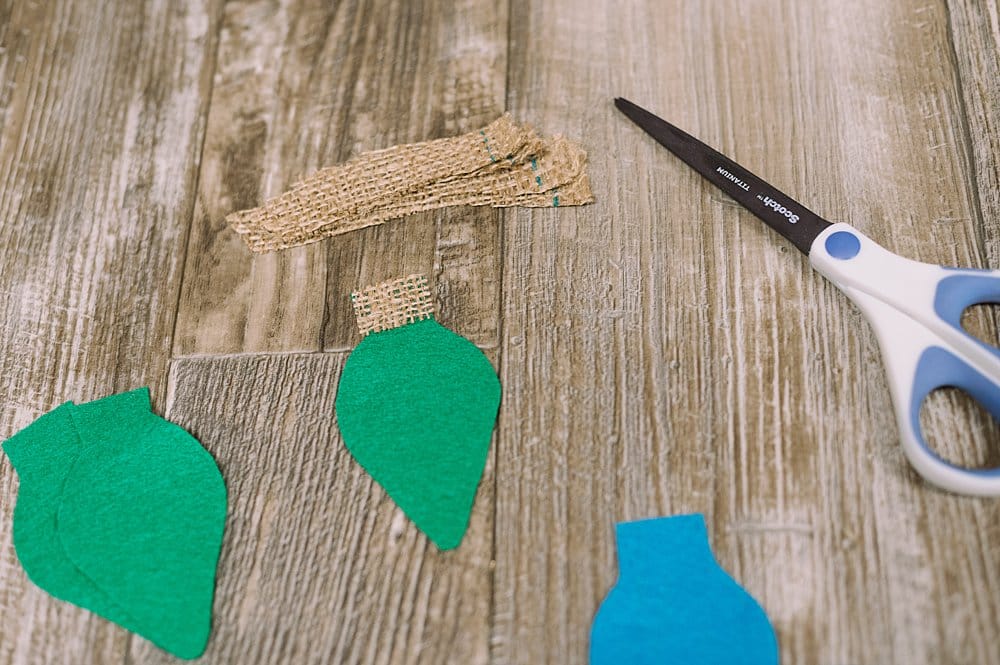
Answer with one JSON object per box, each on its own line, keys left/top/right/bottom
{"left": 0, "top": 1, "right": 222, "bottom": 663}
{"left": 1, "top": 0, "right": 999, "bottom": 663}
{"left": 944, "top": 0, "right": 1000, "bottom": 267}
{"left": 135, "top": 354, "right": 494, "bottom": 665}
{"left": 494, "top": 1, "right": 1000, "bottom": 664}
{"left": 172, "top": 0, "right": 507, "bottom": 356}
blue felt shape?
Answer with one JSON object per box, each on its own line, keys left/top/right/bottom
{"left": 590, "top": 514, "right": 778, "bottom": 665}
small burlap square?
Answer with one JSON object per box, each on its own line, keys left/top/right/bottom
{"left": 352, "top": 274, "right": 435, "bottom": 336}
{"left": 227, "top": 115, "right": 594, "bottom": 252}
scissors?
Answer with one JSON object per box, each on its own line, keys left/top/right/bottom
{"left": 615, "top": 97, "right": 1000, "bottom": 496}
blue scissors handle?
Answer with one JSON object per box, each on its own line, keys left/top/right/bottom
{"left": 811, "top": 224, "right": 1000, "bottom": 495}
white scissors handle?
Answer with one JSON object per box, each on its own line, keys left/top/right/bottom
{"left": 810, "top": 223, "right": 1000, "bottom": 496}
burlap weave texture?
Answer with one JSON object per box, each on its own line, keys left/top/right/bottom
{"left": 352, "top": 274, "right": 435, "bottom": 336}
{"left": 227, "top": 115, "right": 593, "bottom": 252}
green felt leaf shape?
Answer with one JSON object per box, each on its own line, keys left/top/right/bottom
{"left": 2, "top": 402, "right": 134, "bottom": 629}
{"left": 2, "top": 388, "right": 227, "bottom": 660}
{"left": 335, "top": 317, "right": 501, "bottom": 550}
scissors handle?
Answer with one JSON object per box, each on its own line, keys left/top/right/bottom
{"left": 809, "top": 223, "right": 1000, "bottom": 496}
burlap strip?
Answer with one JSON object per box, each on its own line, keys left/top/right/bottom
{"left": 227, "top": 115, "right": 594, "bottom": 253}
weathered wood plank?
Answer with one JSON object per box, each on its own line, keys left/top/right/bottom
{"left": 173, "top": 0, "right": 507, "bottom": 356}
{"left": 149, "top": 353, "right": 495, "bottom": 665}
{"left": 0, "top": 0, "right": 222, "bottom": 663}
{"left": 494, "top": 1, "right": 1000, "bottom": 664}
{"left": 944, "top": 0, "right": 1000, "bottom": 267}
{"left": 2, "top": 0, "right": 999, "bottom": 663}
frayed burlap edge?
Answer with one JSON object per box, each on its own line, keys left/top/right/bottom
{"left": 227, "top": 115, "right": 594, "bottom": 253}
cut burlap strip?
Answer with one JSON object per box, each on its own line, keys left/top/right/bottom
{"left": 352, "top": 274, "right": 434, "bottom": 336}
{"left": 227, "top": 115, "right": 594, "bottom": 252}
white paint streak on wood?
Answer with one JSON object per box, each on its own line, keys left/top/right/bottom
{"left": 494, "top": 1, "right": 1000, "bottom": 664}
{"left": 1, "top": 0, "right": 999, "bottom": 663}
{"left": 0, "top": 0, "right": 223, "bottom": 663}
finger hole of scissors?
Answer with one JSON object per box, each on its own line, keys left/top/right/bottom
{"left": 960, "top": 303, "right": 1000, "bottom": 350}
{"left": 918, "top": 386, "right": 1000, "bottom": 471}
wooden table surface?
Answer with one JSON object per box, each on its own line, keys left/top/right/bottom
{"left": 2, "top": 1, "right": 999, "bottom": 663}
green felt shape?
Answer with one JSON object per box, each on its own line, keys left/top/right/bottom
{"left": 59, "top": 388, "right": 228, "bottom": 659}
{"left": 2, "top": 402, "right": 133, "bottom": 628}
{"left": 335, "top": 317, "right": 501, "bottom": 550}
{"left": 2, "top": 388, "right": 227, "bottom": 660}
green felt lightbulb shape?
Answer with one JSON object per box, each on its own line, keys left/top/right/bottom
{"left": 335, "top": 275, "right": 501, "bottom": 550}
{"left": 2, "top": 388, "right": 227, "bottom": 660}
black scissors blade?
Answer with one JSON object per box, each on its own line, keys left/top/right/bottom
{"left": 614, "top": 97, "right": 832, "bottom": 255}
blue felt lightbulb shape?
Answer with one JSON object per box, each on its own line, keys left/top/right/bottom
{"left": 591, "top": 514, "right": 778, "bottom": 665}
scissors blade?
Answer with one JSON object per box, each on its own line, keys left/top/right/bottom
{"left": 614, "top": 97, "right": 832, "bottom": 255}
